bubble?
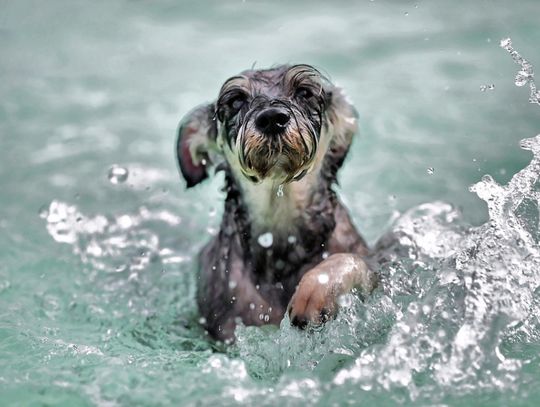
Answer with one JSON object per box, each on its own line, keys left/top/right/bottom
{"left": 249, "top": 303, "right": 256, "bottom": 310}
{"left": 288, "top": 235, "right": 297, "bottom": 244}
{"left": 258, "top": 232, "right": 273, "bottom": 248}
{"left": 277, "top": 184, "right": 284, "bottom": 197}
{"left": 229, "top": 280, "right": 238, "bottom": 289}
{"left": 107, "top": 165, "right": 129, "bottom": 184}
{"left": 427, "top": 167, "right": 434, "bottom": 175}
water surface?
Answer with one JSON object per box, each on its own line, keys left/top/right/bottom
{"left": 1, "top": 1, "right": 540, "bottom": 406}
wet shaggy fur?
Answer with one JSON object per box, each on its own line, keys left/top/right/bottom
{"left": 177, "top": 64, "right": 375, "bottom": 342}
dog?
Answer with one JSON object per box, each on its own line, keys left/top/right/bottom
{"left": 176, "top": 64, "right": 378, "bottom": 342}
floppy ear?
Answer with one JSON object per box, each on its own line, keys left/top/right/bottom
{"left": 176, "top": 103, "right": 218, "bottom": 188}
{"left": 322, "top": 87, "right": 359, "bottom": 178}
{"left": 326, "top": 87, "right": 359, "bottom": 150}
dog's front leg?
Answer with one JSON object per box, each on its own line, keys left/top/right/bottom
{"left": 287, "top": 253, "right": 377, "bottom": 328}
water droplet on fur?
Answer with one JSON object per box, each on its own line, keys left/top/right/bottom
{"left": 228, "top": 280, "right": 237, "bottom": 289}
{"left": 318, "top": 273, "right": 329, "bottom": 284}
{"left": 198, "top": 317, "right": 207, "bottom": 325}
{"left": 257, "top": 232, "right": 273, "bottom": 248}
{"left": 107, "top": 165, "right": 128, "bottom": 184}
{"left": 277, "top": 184, "right": 284, "bottom": 197}
{"left": 249, "top": 303, "right": 255, "bottom": 310}
{"left": 322, "top": 251, "right": 329, "bottom": 259}
{"left": 427, "top": 167, "right": 434, "bottom": 175}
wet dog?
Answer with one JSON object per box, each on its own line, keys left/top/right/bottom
{"left": 176, "top": 64, "right": 377, "bottom": 342}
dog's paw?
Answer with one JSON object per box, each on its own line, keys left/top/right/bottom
{"left": 287, "top": 269, "right": 339, "bottom": 329}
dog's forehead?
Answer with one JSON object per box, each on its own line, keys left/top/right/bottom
{"left": 220, "top": 65, "right": 321, "bottom": 98}
{"left": 238, "top": 65, "right": 289, "bottom": 96}
{"left": 242, "top": 65, "right": 288, "bottom": 82}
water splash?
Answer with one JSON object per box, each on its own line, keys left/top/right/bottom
{"left": 44, "top": 200, "right": 186, "bottom": 272}
{"left": 35, "top": 36, "right": 540, "bottom": 407}
{"left": 227, "top": 45, "right": 540, "bottom": 405}
{"left": 480, "top": 84, "right": 495, "bottom": 92}
{"left": 500, "top": 38, "right": 540, "bottom": 105}
{"left": 107, "top": 165, "right": 129, "bottom": 184}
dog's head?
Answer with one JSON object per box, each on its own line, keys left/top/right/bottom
{"left": 177, "top": 64, "right": 357, "bottom": 187}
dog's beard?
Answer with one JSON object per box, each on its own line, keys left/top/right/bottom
{"left": 237, "top": 120, "right": 318, "bottom": 183}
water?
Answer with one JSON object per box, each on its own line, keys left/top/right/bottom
{"left": 1, "top": 0, "right": 540, "bottom": 405}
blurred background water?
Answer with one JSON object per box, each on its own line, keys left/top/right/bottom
{"left": 1, "top": 0, "right": 540, "bottom": 406}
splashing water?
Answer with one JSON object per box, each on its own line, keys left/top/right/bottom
{"left": 34, "top": 39, "right": 540, "bottom": 406}
{"left": 228, "top": 40, "right": 540, "bottom": 404}
{"left": 500, "top": 38, "right": 540, "bottom": 105}
{"left": 107, "top": 165, "right": 129, "bottom": 185}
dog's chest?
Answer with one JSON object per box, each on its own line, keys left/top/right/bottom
{"left": 242, "top": 175, "right": 314, "bottom": 236}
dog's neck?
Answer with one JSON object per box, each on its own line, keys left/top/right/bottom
{"left": 220, "top": 159, "right": 338, "bottom": 279}
{"left": 240, "top": 173, "right": 317, "bottom": 236}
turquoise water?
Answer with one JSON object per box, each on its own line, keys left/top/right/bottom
{"left": 2, "top": 0, "right": 540, "bottom": 405}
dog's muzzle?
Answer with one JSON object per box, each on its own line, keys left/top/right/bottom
{"left": 254, "top": 107, "right": 290, "bottom": 137}
{"left": 237, "top": 106, "right": 318, "bottom": 184}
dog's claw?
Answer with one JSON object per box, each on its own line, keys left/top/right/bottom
{"left": 287, "top": 254, "right": 374, "bottom": 330}
{"left": 291, "top": 315, "right": 308, "bottom": 330}
{"left": 287, "top": 271, "right": 338, "bottom": 329}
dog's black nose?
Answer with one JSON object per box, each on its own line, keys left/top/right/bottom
{"left": 255, "top": 108, "right": 290, "bottom": 135}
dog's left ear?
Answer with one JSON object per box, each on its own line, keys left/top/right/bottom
{"left": 322, "top": 86, "right": 359, "bottom": 175}
{"left": 176, "top": 103, "right": 219, "bottom": 188}
{"left": 325, "top": 87, "right": 359, "bottom": 148}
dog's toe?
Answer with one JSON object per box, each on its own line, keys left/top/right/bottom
{"left": 291, "top": 315, "right": 309, "bottom": 329}
{"left": 288, "top": 273, "right": 338, "bottom": 329}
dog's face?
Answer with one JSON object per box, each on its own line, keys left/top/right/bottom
{"left": 215, "top": 65, "right": 328, "bottom": 184}
{"left": 177, "top": 64, "right": 358, "bottom": 188}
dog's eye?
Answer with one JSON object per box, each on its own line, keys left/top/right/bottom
{"left": 295, "top": 87, "right": 314, "bottom": 99}
{"left": 227, "top": 95, "right": 247, "bottom": 112}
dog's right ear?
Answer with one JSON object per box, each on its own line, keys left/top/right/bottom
{"left": 176, "top": 103, "right": 219, "bottom": 188}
